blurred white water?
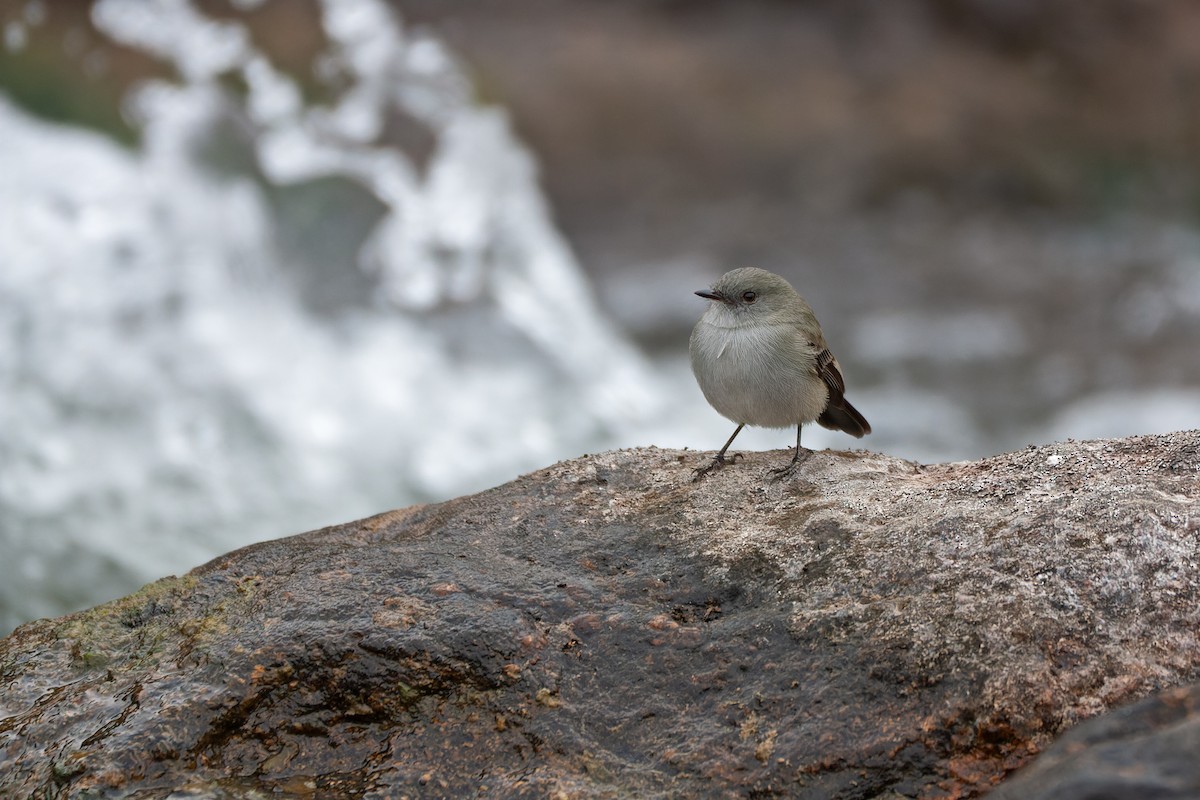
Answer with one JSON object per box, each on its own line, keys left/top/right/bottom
{"left": 3, "top": 0, "right": 1198, "bottom": 635}
{"left": 0, "top": 0, "right": 665, "bottom": 631}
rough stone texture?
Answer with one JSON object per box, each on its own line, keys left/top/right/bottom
{"left": 992, "top": 681, "right": 1200, "bottom": 799}
{"left": 2, "top": 431, "right": 1199, "bottom": 798}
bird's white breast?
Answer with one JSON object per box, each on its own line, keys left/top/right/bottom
{"left": 689, "top": 318, "right": 828, "bottom": 428}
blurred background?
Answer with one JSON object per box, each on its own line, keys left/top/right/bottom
{"left": 2, "top": 0, "right": 1198, "bottom": 633}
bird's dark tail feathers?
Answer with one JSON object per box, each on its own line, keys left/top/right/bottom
{"left": 818, "top": 398, "right": 871, "bottom": 438}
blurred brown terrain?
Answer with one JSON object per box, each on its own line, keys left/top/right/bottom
{"left": 3, "top": 0, "right": 1198, "bottom": 450}
{"left": 402, "top": 0, "right": 1200, "bottom": 261}
{"left": 9, "top": 1, "right": 1200, "bottom": 263}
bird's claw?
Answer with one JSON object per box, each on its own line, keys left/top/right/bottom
{"left": 767, "top": 450, "right": 813, "bottom": 482}
{"left": 691, "top": 452, "right": 743, "bottom": 481}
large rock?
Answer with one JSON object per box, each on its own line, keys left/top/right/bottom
{"left": 992, "top": 681, "right": 1200, "bottom": 799}
{"left": 2, "top": 432, "right": 1199, "bottom": 798}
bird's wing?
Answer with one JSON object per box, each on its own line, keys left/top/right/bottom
{"left": 813, "top": 346, "right": 846, "bottom": 402}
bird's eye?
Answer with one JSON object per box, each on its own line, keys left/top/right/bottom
{"left": 742, "top": 291, "right": 757, "bottom": 303}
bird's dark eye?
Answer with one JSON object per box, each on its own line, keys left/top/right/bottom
{"left": 742, "top": 291, "right": 757, "bottom": 303}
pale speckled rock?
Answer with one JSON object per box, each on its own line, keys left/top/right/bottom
{"left": 1, "top": 431, "right": 1199, "bottom": 798}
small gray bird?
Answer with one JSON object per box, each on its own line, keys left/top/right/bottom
{"left": 690, "top": 267, "right": 870, "bottom": 479}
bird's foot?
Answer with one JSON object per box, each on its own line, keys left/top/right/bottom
{"left": 692, "top": 452, "right": 743, "bottom": 482}
{"left": 768, "top": 449, "right": 813, "bottom": 482}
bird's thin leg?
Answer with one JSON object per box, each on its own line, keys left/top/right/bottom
{"left": 769, "top": 424, "right": 812, "bottom": 480}
{"left": 693, "top": 424, "right": 746, "bottom": 480}
{"left": 716, "top": 423, "right": 746, "bottom": 462}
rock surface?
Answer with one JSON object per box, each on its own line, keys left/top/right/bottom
{"left": 992, "top": 681, "right": 1200, "bottom": 799}
{"left": 2, "top": 431, "right": 1199, "bottom": 798}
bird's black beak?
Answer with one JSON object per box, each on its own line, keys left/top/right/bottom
{"left": 695, "top": 289, "right": 724, "bottom": 302}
